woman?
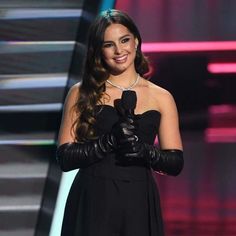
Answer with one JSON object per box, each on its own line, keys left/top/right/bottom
{"left": 56, "top": 9, "right": 183, "bottom": 236}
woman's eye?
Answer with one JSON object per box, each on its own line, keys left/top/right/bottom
{"left": 103, "top": 43, "right": 113, "bottom": 48}
{"left": 121, "top": 37, "right": 130, "bottom": 43}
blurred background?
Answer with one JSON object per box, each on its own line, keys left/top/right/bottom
{"left": 0, "top": 0, "right": 235, "bottom": 235}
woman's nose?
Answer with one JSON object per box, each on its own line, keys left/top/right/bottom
{"left": 114, "top": 44, "right": 122, "bottom": 54}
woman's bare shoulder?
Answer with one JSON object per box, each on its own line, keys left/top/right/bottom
{"left": 146, "top": 80, "right": 171, "bottom": 95}
{"left": 146, "top": 80, "right": 175, "bottom": 111}
{"left": 65, "top": 82, "right": 81, "bottom": 102}
{"left": 68, "top": 82, "right": 81, "bottom": 95}
{"left": 61, "top": 82, "right": 81, "bottom": 117}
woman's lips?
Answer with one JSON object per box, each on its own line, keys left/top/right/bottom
{"left": 113, "top": 55, "right": 128, "bottom": 63}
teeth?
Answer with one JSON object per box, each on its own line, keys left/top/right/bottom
{"left": 114, "top": 55, "right": 127, "bottom": 62}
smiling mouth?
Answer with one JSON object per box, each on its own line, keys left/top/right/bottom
{"left": 113, "top": 55, "right": 128, "bottom": 63}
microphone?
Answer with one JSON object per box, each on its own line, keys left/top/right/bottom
{"left": 120, "top": 90, "right": 139, "bottom": 157}
{"left": 121, "top": 90, "right": 137, "bottom": 118}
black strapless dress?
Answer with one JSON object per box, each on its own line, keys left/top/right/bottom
{"left": 61, "top": 105, "right": 164, "bottom": 236}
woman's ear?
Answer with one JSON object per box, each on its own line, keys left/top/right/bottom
{"left": 135, "top": 38, "right": 139, "bottom": 49}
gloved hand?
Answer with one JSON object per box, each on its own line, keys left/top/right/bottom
{"left": 56, "top": 132, "right": 116, "bottom": 171}
{"left": 111, "top": 116, "right": 137, "bottom": 149}
{"left": 56, "top": 115, "right": 138, "bottom": 172}
{"left": 118, "top": 137, "right": 184, "bottom": 176}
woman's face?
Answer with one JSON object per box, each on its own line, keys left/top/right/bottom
{"left": 101, "top": 23, "right": 138, "bottom": 74}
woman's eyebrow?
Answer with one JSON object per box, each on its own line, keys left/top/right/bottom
{"left": 103, "top": 34, "right": 131, "bottom": 43}
{"left": 119, "top": 34, "right": 131, "bottom": 39}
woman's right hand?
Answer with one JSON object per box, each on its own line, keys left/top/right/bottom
{"left": 111, "top": 116, "right": 139, "bottom": 158}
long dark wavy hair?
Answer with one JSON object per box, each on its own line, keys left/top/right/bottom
{"left": 73, "top": 9, "right": 150, "bottom": 141}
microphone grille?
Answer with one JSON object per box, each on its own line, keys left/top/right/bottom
{"left": 121, "top": 90, "right": 137, "bottom": 110}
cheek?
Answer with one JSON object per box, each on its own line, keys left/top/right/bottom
{"left": 102, "top": 49, "right": 113, "bottom": 60}
{"left": 127, "top": 44, "right": 136, "bottom": 56}
{"left": 127, "top": 42, "right": 136, "bottom": 54}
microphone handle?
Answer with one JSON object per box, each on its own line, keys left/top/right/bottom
{"left": 125, "top": 109, "right": 135, "bottom": 119}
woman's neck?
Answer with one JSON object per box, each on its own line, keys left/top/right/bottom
{"left": 108, "top": 71, "right": 139, "bottom": 88}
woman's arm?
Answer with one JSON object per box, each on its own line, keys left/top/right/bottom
{"left": 56, "top": 84, "right": 115, "bottom": 171}
{"left": 56, "top": 84, "right": 136, "bottom": 171}
{"left": 158, "top": 89, "right": 183, "bottom": 151}
{"left": 147, "top": 89, "right": 184, "bottom": 175}
{"left": 57, "top": 84, "right": 79, "bottom": 145}
{"left": 117, "top": 87, "right": 184, "bottom": 176}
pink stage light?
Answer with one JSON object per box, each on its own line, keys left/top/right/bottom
{"left": 209, "top": 104, "right": 236, "bottom": 115}
{"left": 205, "top": 128, "right": 236, "bottom": 143}
{"left": 142, "top": 41, "right": 236, "bottom": 53}
{"left": 208, "top": 63, "right": 236, "bottom": 74}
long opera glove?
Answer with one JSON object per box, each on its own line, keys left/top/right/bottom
{"left": 56, "top": 133, "right": 115, "bottom": 171}
{"left": 119, "top": 140, "right": 184, "bottom": 176}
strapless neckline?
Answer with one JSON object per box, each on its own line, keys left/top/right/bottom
{"left": 95, "top": 104, "right": 161, "bottom": 117}
{"left": 94, "top": 104, "right": 160, "bottom": 144}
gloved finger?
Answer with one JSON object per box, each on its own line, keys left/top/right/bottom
{"left": 118, "top": 143, "right": 141, "bottom": 154}
{"left": 122, "top": 128, "right": 135, "bottom": 136}
{"left": 118, "top": 136, "right": 137, "bottom": 144}
{"left": 117, "top": 142, "right": 135, "bottom": 151}
{"left": 120, "top": 122, "right": 136, "bottom": 129}
{"left": 120, "top": 117, "right": 136, "bottom": 126}
{"left": 123, "top": 152, "right": 141, "bottom": 158}
{"left": 120, "top": 122, "right": 136, "bottom": 130}
{"left": 125, "top": 117, "right": 135, "bottom": 124}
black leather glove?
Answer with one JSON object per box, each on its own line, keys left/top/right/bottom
{"left": 56, "top": 116, "right": 138, "bottom": 171}
{"left": 111, "top": 117, "right": 137, "bottom": 149}
{"left": 56, "top": 133, "right": 116, "bottom": 171}
{"left": 119, "top": 138, "right": 184, "bottom": 176}
{"left": 149, "top": 148, "right": 184, "bottom": 176}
